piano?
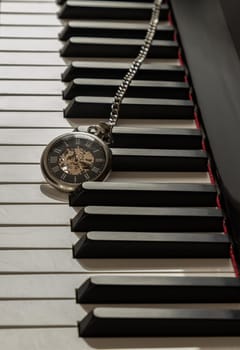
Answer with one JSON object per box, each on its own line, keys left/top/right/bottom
{"left": 1, "top": 0, "right": 240, "bottom": 348}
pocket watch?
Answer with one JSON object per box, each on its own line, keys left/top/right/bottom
{"left": 40, "top": 123, "right": 112, "bottom": 192}
{"left": 41, "top": 0, "right": 162, "bottom": 192}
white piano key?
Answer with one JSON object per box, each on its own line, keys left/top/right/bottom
{"left": 0, "top": 164, "right": 44, "bottom": 183}
{"left": 0, "top": 329, "right": 81, "bottom": 350}
{"left": 2, "top": 0, "right": 53, "bottom": 1}
{"left": 0, "top": 272, "right": 235, "bottom": 300}
{"left": 0, "top": 52, "right": 65, "bottom": 65}
{"left": 0, "top": 300, "right": 79, "bottom": 327}
{"left": 0, "top": 26, "right": 60, "bottom": 39}
{"left": 0, "top": 145, "right": 44, "bottom": 163}
{"left": 0, "top": 66, "right": 64, "bottom": 80}
{"left": 0, "top": 14, "right": 60, "bottom": 26}
{"left": 0, "top": 184, "right": 69, "bottom": 204}
{"left": 0, "top": 249, "right": 234, "bottom": 273}
{"left": 0, "top": 128, "right": 71, "bottom": 145}
{"left": 0, "top": 38, "right": 61, "bottom": 51}
{"left": 2, "top": 0, "right": 54, "bottom": 1}
{"left": 0, "top": 204, "right": 77, "bottom": 225}
{"left": 0, "top": 111, "right": 74, "bottom": 127}
{"left": 0, "top": 274, "right": 91, "bottom": 300}
{"left": 0, "top": 96, "right": 65, "bottom": 111}
{"left": 0, "top": 80, "right": 64, "bottom": 95}
{"left": 1, "top": 2, "right": 58, "bottom": 13}
{"left": 1, "top": 328, "right": 240, "bottom": 350}
{"left": 2, "top": 0, "right": 55, "bottom": 1}
{"left": 0, "top": 226, "right": 78, "bottom": 249}
{"left": 0, "top": 112, "right": 196, "bottom": 128}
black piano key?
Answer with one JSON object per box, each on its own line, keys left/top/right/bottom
{"left": 78, "top": 308, "right": 240, "bottom": 337}
{"left": 71, "top": 206, "right": 223, "bottom": 232}
{"left": 63, "top": 79, "right": 189, "bottom": 100}
{"left": 77, "top": 126, "right": 202, "bottom": 149}
{"left": 73, "top": 231, "right": 230, "bottom": 259}
{"left": 62, "top": 62, "right": 186, "bottom": 82}
{"left": 60, "top": 38, "right": 178, "bottom": 58}
{"left": 59, "top": 21, "right": 174, "bottom": 41}
{"left": 64, "top": 96, "right": 194, "bottom": 119}
{"left": 111, "top": 148, "right": 207, "bottom": 171}
{"left": 69, "top": 182, "right": 216, "bottom": 207}
{"left": 111, "top": 127, "right": 202, "bottom": 149}
{"left": 58, "top": 1, "right": 169, "bottom": 20}
{"left": 77, "top": 276, "right": 240, "bottom": 303}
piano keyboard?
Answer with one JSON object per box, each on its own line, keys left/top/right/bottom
{"left": 1, "top": 0, "right": 240, "bottom": 348}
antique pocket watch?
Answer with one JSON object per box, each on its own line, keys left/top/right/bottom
{"left": 41, "top": 0, "right": 162, "bottom": 192}
{"left": 41, "top": 124, "right": 112, "bottom": 192}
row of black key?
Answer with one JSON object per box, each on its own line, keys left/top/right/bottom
{"left": 78, "top": 126, "right": 202, "bottom": 149}
{"left": 58, "top": 0, "right": 236, "bottom": 337}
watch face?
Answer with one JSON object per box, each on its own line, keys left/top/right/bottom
{"left": 41, "top": 132, "right": 111, "bottom": 192}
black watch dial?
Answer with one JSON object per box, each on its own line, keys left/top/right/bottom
{"left": 41, "top": 132, "right": 111, "bottom": 192}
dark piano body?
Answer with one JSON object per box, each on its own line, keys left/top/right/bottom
{"left": 0, "top": 0, "right": 240, "bottom": 348}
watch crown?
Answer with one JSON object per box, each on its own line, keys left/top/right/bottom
{"left": 87, "top": 122, "right": 112, "bottom": 144}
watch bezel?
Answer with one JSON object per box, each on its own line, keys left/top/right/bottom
{"left": 40, "top": 131, "right": 112, "bottom": 192}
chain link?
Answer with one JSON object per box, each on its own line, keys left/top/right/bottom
{"left": 109, "top": 0, "right": 162, "bottom": 127}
